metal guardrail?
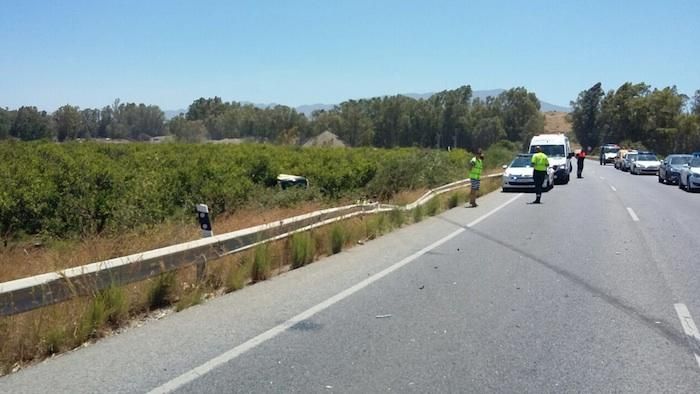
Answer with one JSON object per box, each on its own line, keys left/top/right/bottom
{"left": 0, "top": 173, "right": 502, "bottom": 316}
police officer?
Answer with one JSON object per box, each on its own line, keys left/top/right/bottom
{"left": 576, "top": 149, "right": 586, "bottom": 178}
{"left": 468, "top": 148, "right": 484, "bottom": 208}
{"left": 531, "top": 146, "right": 549, "bottom": 204}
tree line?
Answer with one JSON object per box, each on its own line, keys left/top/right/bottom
{"left": 570, "top": 83, "right": 700, "bottom": 154}
{"left": 1, "top": 85, "right": 544, "bottom": 150}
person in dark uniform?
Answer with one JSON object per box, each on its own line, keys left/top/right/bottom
{"left": 576, "top": 149, "right": 586, "bottom": 178}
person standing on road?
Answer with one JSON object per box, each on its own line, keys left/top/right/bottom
{"left": 531, "top": 146, "right": 549, "bottom": 204}
{"left": 467, "top": 148, "right": 484, "bottom": 208}
{"left": 576, "top": 149, "right": 586, "bottom": 178}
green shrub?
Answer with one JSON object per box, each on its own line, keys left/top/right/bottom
{"left": 424, "top": 197, "right": 440, "bottom": 216}
{"left": 412, "top": 205, "right": 424, "bottom": 223}
{"left": 290, "top": 232, "right": 315, "bottom": 269}
{"left": 251, "top": 244, "right": 271, "bottom": 282}
{"left": 78, "top": 296, "right": 108, "bottom": 340}
{"left": 388, "top": 209, "right": 404, "bottom": 228}
{"left": 447, "top": 193, "right": 460, "bottom": 208}
{"left": 148, "top": 272, "right": 176, "bottom": 310}
{"left": 225, "top": 257, "right": 250, "bottom": 292}
{"left": 43, "top": 327, "right": 67, "bottom": 356}
{"left": 99, "top": 286, "right": 129, "bottom": 325}
{"left": 176, "top": 287, "right": 203, "bottom": 312}
{"left": 330, "top": 225, "right": 345, "bottom": 254}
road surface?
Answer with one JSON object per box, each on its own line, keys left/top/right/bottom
{"left": 1, "top": 163, "right": 699, "bottom": 393}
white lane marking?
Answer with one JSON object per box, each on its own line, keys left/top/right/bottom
{"left": 148, "top": 194, "right": 523, "bottom": 393}
{"left": 674, "top": 303, "right": 700, "bottom": 369}
{"left": 600, "top": 176, "right": 605, "bottom": 180}
{"left": 626, "top": 207, "right": 639, "bottom": 222}
{"left": 467, "top": 193, "right": 523, "bottom": 228}
{"left": 610, "top": 185, "right": 617, "bottom": 192}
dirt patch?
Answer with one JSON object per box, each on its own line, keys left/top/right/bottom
{"left": 543, "top": 111, "right": 571, "bottom": 134}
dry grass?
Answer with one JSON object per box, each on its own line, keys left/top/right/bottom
{"left": 0, "top": 203, "right": 327, "bottom": 283}
{"left": 543, "top": 111, "right": 572, "bottom": 134}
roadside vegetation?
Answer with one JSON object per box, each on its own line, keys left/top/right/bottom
{"left": 0, "top": 158, "right": 504, "bottom": 376}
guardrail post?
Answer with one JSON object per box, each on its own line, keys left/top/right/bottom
{"left": 196, "top": 204, "right": 213, "bottom": 281}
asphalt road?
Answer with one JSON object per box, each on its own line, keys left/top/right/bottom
{"left": 1, "top": 162, "right": 699, "bottom": 393}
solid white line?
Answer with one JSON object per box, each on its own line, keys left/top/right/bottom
{"left": 610, "top": 185, "right": 617, "bottom": 192}
{"left": 148, "top": 194, "right": 522, "bottom": 393}
{"left": 673, "top": 303, "right": 700, "bottom": 369}
{"left": 626, "top": 207, "right": 639, "bottom": 222}
{"left": 467, "top": 193, "right": 523, "bottom": 227}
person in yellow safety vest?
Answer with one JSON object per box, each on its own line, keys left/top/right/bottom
{"left": 467, "top": 148, "right": 484, "bottom": 208}
{"left": 531, "top": 146, "right": 549, "bottom": 204}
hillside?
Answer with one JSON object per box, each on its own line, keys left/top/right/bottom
{"left": 543, "top": 111, "right": 571, "bottom": 133}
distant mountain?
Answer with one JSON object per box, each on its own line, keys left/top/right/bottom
{"left": 164, "top": 109, "right": 186, "bottom": 120}
{"left": 165, "top": 89, "right": 570, "bottom": 119}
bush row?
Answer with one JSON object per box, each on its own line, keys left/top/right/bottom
{"left": 0, "top": 142, "right": 492, "bottom": 241}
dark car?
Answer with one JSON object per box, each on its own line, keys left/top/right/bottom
{"left": 658, "top": 154, "right": 692, "bottom": 184}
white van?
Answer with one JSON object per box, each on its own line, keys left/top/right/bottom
{"left": 528, "top": 134, "right": 573, "bottom": 184}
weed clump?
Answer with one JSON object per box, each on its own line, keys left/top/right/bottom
{"left": 412, "top": 205, "right": 424, "bottom": 223}
{"left": 447, "top": 193, "right": 460, "bottom": 209}
{"left": 226, "top": 256, "right": 250, "bottom": 292}
{"left": 251, "top": 244, "right": 271, "bottom": 282}
{"left": 330, "top": 225, "right": 345, "bottom": 254}
{"left": 290, "top": 232, "right": 315, "bottom": 269}
{"left": 424, "top": 197, "right": 440, "bottom": 216}
{"left": 148, "top": 272, "right": 176, "bottom": 310}
{"left": 388, "top": 209, "right": 404, "bottom": 228}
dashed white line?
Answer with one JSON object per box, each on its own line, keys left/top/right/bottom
{"left": 148, "top": 194, "right": 523, "bottom": 393}
{"left": 626, "top": 207, "right": 639, "bottom": 221}
{"left": 610, "top": 185, "right": 617, "bottom": 192}
{"left": 674, "top": 303, "right": 700, "bottom": 369}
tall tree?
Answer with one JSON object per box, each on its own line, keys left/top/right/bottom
{"left": 570, "top": 82, "right": 604, "bottom": 149}
{"left": 10, "top": 106, "right": 52, "bottom": 140}
{"left": 0, "top": 108, "right": 13, "bottom": 139}
{"left": 54, "top": 105, "right": 83, "bottom": 141}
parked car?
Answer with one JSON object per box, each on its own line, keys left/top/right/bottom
{"left": 620, "top": 151, "right": 638, "bottom": 172}
{"left": 679, "top": 157, "right": 700, "bottom": 192}
{"left": 658, "top": 154, "right": 692, "bottom": 184}
{"left": 600, "top": 144, "right": 620, "bottom": 165}
{"left": 614, "top": 148, "right": 629, "bottom": 169}
{"left": 501, "top": 154, "right": 554, "bottom": 192}
{"left": 630, "top": 153, "right": 660, "bottom": 175}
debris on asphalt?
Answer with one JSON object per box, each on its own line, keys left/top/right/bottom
{"left": 375, "top": 314, "right": 392, "bottom": 319}
{"left": 419, "top": 285, "right": 425, "bottom": 290}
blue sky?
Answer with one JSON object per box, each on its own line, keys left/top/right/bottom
{"left": 1, "top": 0, "right": 699, "bottom": 111}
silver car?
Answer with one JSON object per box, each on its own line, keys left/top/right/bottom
{"left": 620, "top": 151, "right": 638, "bottom": 172}
{"left": 502, "top": 154, "right": 554, "bottom": 192}
{"left": 630, "top": 153, "right": 660, "bottom": 175}
{"left": 678, "top": 157, "right": 700, "bottom": 192}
